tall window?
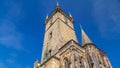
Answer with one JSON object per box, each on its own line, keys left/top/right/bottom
{"left": 75, "top": 55, "right": 79, "bottom": 68}
{"left": 92, "top": 53, "right": 99, "bottom": 68}
{"left": 79, "top": 57, "right": 85, "bottom": 68}
{"left": 87, "top": 55, "right": 94, "bottom": 68}
{"left": 65, "top": 58, "right": 68, "bottom": 68}
{"left": 49, "top": 49, "right": 51, "bottom": 57}
{"left": 64, "top": 58, "right": 71, "bottom": 68}
{"left": 97, "top": 55, "right": 101, "bottom": 64}
{"left": 49, "top": 32, "right": 52, "bottom": 40}
{"left": 67, "top": 62, "right": 71, "bottom": 68}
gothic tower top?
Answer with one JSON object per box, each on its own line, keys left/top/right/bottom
{"left": 41, "top": 3, "right": 77, "bottom": 62}
{"left": 34, "top": 3, "right": 112, "bottom": 68}
{"left": 45, "top": 3, "right": 73, "bottom": 26}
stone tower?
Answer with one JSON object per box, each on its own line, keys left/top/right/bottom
{"left": 34, "top": 3, "right": 112, "bottom": 68}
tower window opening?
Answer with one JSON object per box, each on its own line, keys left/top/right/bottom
{"left": 49, "top": 49, "right": 52, "bottom": 57}
{"left": 79, "top": 58, "right": 85, "bottom": 68}
{"left": 49, "top": 32, "right": 52, "bottom": 40}
{"left": 64, "top": 58, "right": 71, "bottom": 68}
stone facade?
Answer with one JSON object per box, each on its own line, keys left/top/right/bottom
{"left": 34, "top": 4, "right": 112, "bottom": 68}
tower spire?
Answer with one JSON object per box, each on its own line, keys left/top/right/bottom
{"left": 56, "top": 2, "right": 60, "bottom": 10}
{"left": 46, "top": 14, "right": 48, "bottom": 19}
{"left": 79, "top": 24, "right": 92, "bottom": 46}
{"left": 56, "top": 2, "right": 59, "bottom": 6}
{"left": 69, "top": 12, "right": 72, "bottom": 18}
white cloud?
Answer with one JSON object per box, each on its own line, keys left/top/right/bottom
{"left": 9, "top": 53, "right": 17, "bottom": 58}
{"left": 92, "top": 0, "right": 120, "bottom": 37}
{"left": 0, "top": 19, "right": 24, "bottom": 50}
{"left": 6, "top": 59, "right": 14, "bottom": 64}
{"left": 0, "top": 1, "right": 25, "bottom": 50}
{"left": 0, "top": 62, "right": 6, "bottom": 68}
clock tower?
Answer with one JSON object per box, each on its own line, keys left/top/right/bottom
{"left": 41, "top": 4, "right": 78, "bottom": 62}
{"left": 34, "top": 3, "right": 112, "bottom": 68}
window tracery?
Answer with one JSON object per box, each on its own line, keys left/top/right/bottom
{"left": 64, "top": 57, "right": 71, "bottom": 68}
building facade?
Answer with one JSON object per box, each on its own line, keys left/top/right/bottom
{"left": 34, "top": 4, "right": 112, "bottom": 68}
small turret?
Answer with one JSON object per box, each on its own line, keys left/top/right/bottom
{"left": 46, "top": 14, "right": 48, "bottom": 20}
{"left": 69, "top": 13, "right": 72, "bottom": 18}
{"left": 56, "top": 2, "right": 60, "bottom": 10}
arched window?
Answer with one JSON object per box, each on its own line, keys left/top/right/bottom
{"left": 79, "top": 57, "right": 85, "bottom": 68}
{"left": 64, "top": 58, "right": 71, "bottom": 68}
{"left": 65, "top": 58, "right": 68, "bottom": 68}
{"left": 87, "top": 55, "right": 94, "bottom": 68}
{"left": 97, "top": 54, "right": 101, "bottom": 64}
{"left": 74, "top": 55, "right": 78, "bottom": 68}
{"left": 92, "top": 53, "right": 99, "bottom": 68}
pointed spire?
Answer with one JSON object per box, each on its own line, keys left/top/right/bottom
{"left": 56, "top": 2, "right": 59, "bottom": 6}
{"left": 36, "top": 59, "right": 38, "bottom": 62}
{"left": 69, "top": 13, "right": 72, "bottom": 18}
{"left": 46, "top": 14, "right": 48, "bottom": 19}
{"left": 56, "top": 2, "right": 60, "bottom": 10}
{"left": 79, "top": 24, "right": 92, "bottom": 46}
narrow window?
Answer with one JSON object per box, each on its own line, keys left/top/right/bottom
{"left": 79, "top": 58, "right": 85, "bottom": 68}
{"left": 49, "top": 49, "right": 51, "bottom": 57}
{"left": 87, "top": 55, "right": 94, "bottom": 68}
{"left": 64, "top": 58, "right": 70, "bottom": 68}
{"left": 49, "top": 32, "right": 52, "bottom": 40}
{"left": 68, "top": 62, "right": 72, "bottom": 68}
{"left": 65, "top": 60, "right": 68, "bottom": 68}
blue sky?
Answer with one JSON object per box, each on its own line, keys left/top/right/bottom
{"left": 0, "top": 0, "right": 120, "bottom": 68}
